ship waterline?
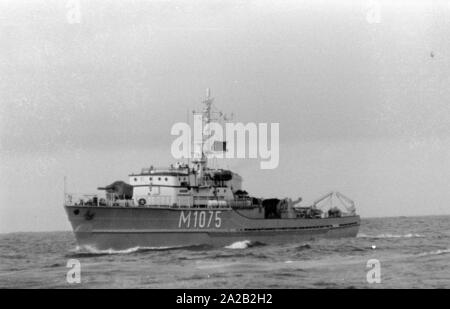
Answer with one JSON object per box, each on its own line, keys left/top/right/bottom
{"left": 65, "top": 205, "right": 360, "bottom": 250}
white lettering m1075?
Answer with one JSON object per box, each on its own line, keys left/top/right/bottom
{"left": 178, "top": 211, "right": 222, "bottom": 229}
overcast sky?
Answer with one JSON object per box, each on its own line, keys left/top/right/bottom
{"left": 1, "top": 0, "right": 450, "bottom": 232}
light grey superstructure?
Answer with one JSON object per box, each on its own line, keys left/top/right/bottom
{"left": 64, "top": 90, "right": 360, "bottom": 250}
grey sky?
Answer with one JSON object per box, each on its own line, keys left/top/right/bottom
{"left": 1, "top": 0, "right": 450, "bottom": 232}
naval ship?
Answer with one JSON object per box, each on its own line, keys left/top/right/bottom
{"left": 64, "top": 91, "right": 360, "bottom": 250}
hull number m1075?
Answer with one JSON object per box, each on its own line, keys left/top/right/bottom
{"left": 178, "top": 211, "right": 222, "bottom": 229}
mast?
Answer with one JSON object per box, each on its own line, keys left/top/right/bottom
{"left": 192, "top": 88, "right": 231, "bottom": 185}
{"left": 201, "top": 88, "right": 214, "bottom": 163}
{"left": 193, "top": 88, "right": 214, "bottom": 167}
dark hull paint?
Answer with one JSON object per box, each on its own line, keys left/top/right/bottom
{"left": 65, "top": 205, "right": 360, "bottom": 250}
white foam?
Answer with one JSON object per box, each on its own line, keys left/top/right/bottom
{"left": 357, "top": 233, "right": 424, "bottom": 239}
{"left": 225, "top": 240, "right": 252, "bottom": 249}
{"left": 417, "top": 248, "right": 450, "bottom": 257}
{"left": 77, "top": 244, "right": 174, "bottom": 254}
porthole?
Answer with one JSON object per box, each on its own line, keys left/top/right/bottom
{"left": 158, "top": 177, "right": 161, "bottom": 181}
{"left": 149, "top": 177, "right": 152, "bottom": 181}
{"left": 73, "top": 209, "right": 80, "bottom": 215}
{"left": 134, "top": 177, "right": 138, "bottom": 182}
{"left": 164, "top": 177, "right": 168, "bottom": 181}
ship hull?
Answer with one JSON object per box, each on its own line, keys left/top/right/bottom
{"left": 65, "top": 205, "right": 360, "bottom": 250}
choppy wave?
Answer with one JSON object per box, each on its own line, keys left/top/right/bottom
{"left": 357, "top": 233, "right": 424, "bottom": 239}
{"left": 2, "top": 216, "right": 450, "bottom": 288}
{"left": 225, "top": 240, "right": 266, "bottom": 249}
{"left": 295, "top": 244, "right": 312, "bottom": 251}
{"left": 417, "top": 248, "right": 450, "bottom": 257}
{"left": 66, "top": 244, "right": 190, "bottom": 257}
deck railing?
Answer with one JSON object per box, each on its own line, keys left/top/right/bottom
{"left": 65, "top": 193, "right": 233, "bottom": 209}
{"left": 64, "top": 193, "right": 134, "bottom": 207}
